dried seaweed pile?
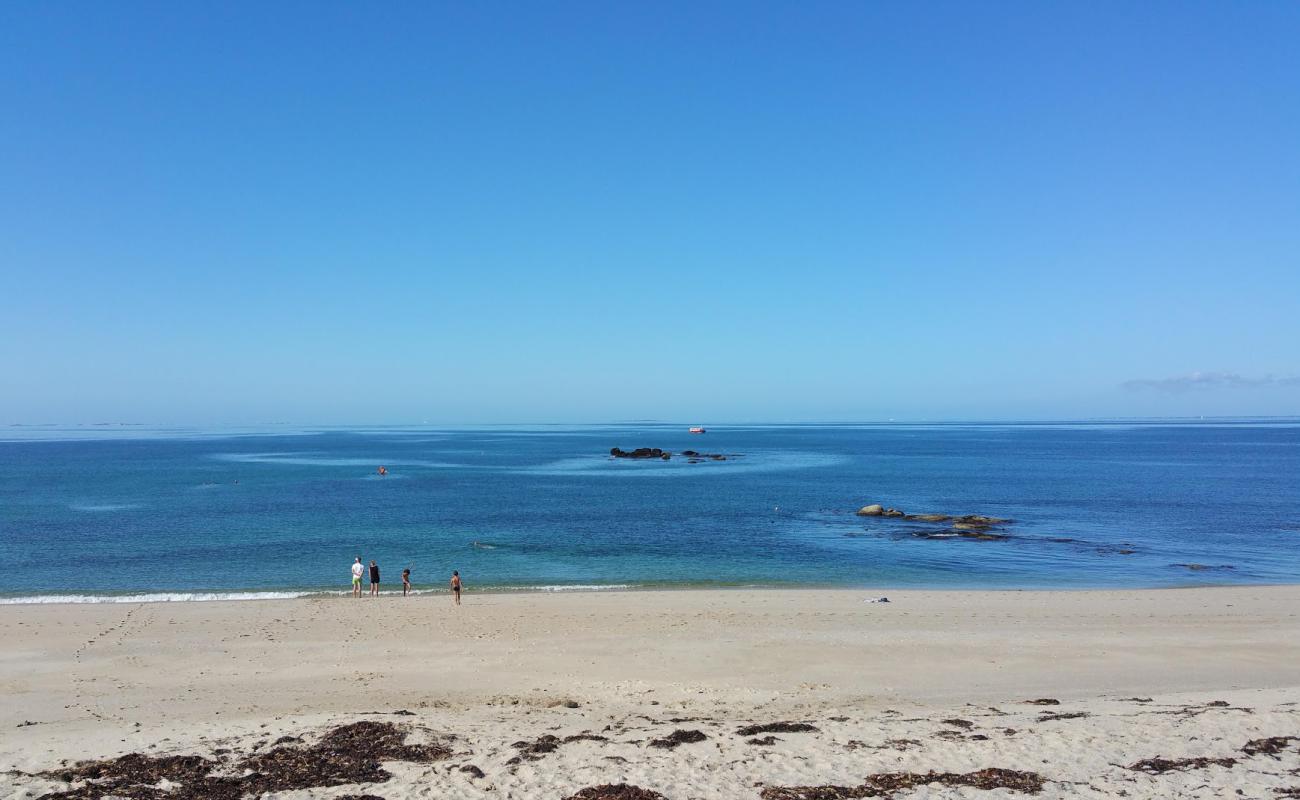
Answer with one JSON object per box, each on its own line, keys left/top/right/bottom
{"left": 506, "top": 732, "right": 609, "bottom": 764}
{"left": 1243, "top": 736, "right": 1300, "bottom": 758}
{"left": 564, "top": 785, "right": 669, "bottom": 800}
{"left": 39, "top": 721, "right": 449, "bottom": 800}
{"left": 1036, "top": 712, "right": 1090, "bottom": 722}
{"left": 649, "top": 729, "right": 707, "bottom": 749}
{"left": 737, "top": 722, "right": 819, "bottom": 736}
{"left": 1127, "top": 756, "right": 1238, "bottom": 774}
{"left": 760, "top": 768, "right": 1046, "bottom": 799}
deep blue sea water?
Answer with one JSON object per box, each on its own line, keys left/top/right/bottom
{"left": 2, "top": 422, "right": 1298, "bottom": 601}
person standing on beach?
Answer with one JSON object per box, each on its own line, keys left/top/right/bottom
{"left": 369, "top": 560, "right": 380, "bottom": 596}
{"left": 402, "top": 568, "right": 412, "bottom": 596}
{"left": 450, "top": 570, "right": 462, "bottom": 605}
{"left": 350, "top": 557, "right": 364, "bottom": 598}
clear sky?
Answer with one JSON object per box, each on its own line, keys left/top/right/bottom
{"left": 2, "top": 2, "right": 1298, "bottom": 424}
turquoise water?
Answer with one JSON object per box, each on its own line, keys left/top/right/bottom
{"left": 1, "top": 422, "right": 1298, "bottom": 601}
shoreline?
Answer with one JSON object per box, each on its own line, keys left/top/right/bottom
{"left": 4, "top": 580, "right": 1300, "bottom": 606}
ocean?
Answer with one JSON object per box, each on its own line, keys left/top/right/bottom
{"left": 1, "top": 422, "right": 1298, "bottom": 602}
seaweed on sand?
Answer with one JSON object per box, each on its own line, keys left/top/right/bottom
{"left": 39, "top": 721, "right": 450, "bottom": 800}
{"left": 759, "top": 768, "right": 1047, "bottom": 799}
{"left": 506, "top": 732, "right": 609, "bottom": 764}
{"left": 737, "top": 722, "right": 819, "bottom": 736}
{"left": 564, "top": 733, "right": 610, "bottom": 744}
{"left": 48, "top": 754, "right": 216, "bottom": 786}
{"left": 648, "top": 729, "right": 707, "bottom": 749}
{"left": 1127, "top": 756, "right": 1237, "bottom": 774}
{"left": 507, "top": 734, "right": 563, "bottom": 763}
{"left": 1243, "top": 737, "right": 1300, "bottom": 758}
{"left": 1036, "top": 712, "right": 1090, "bottom": 722}
{"left": 564, "top": 785, "right": 668, "bottom": 800}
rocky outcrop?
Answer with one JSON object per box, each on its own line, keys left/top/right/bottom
{"left": 858, "top": 503, "right": 1015, "bottom": 542}
{"left": 610, "top": 448, "right": 671, "bottom": 460}
{"left": 906, "top": 513, "right": 951, "bottom": 523}
{"left": 682, "top": 450, "right": 729, "bottom": 461}
{"left": 856, "top": 504, "right": 905, "bottom": 517}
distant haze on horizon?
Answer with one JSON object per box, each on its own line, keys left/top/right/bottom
{"left": 2, "top": 2, "right": 1297, "bottom": 425}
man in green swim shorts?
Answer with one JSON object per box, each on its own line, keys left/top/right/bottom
{"left": 351, "top": 556, "right": 364, "bottom": 598}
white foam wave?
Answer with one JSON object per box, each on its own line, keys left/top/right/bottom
{"left": 504, "top": 584, "right": 636, "bottom": 592}
{"left": 0, "top": 585, "right": 640, "bottom": 604}
{"left": 69, "top": 503, "right": 144, "bottom": 512}
{"left": 0, "top": 591, "right": 313, "bottom": 605}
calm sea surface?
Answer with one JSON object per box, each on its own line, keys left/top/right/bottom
{"left": 2, "top": 423, "right": 1298, "bottom": 601}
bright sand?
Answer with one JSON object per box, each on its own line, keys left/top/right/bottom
{"left": 3, "top": 586, "right": 1300, "bottom": 798}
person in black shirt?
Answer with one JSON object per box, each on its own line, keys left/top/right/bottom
{"left": 369, "top": 560, "right": 380, "bottom": 596}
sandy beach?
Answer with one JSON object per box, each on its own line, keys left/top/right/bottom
{"left": 3, "top": 586, "right": 1300, "bottom": 799}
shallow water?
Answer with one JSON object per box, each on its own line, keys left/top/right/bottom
{"left": 2, "top": 422, "right": 1298, "bottom": 600}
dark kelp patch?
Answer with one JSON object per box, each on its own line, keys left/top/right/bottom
{"left": 39, "top": 721, "right": 450, "bottom": 800}
{"left": 1127, "top": 756, "right": 1237, "bottom": 774}
{"left": 47, "top": 754, "right": 216, "bottom": 786}
{"left": 507, "top": 734, "right": 562, "bottom": 764}
{"left": 563, "top": 785, "right": 668, "bottom": 800}
{"left": 759, "top": 768, "right": 1046, "bottom": 799}
{"left": 737, "top": 722, "right": 819, "bottom": 736}
{"left": 1243, "top": 737, "right": 1300, "bottom": 758}
{"left": 1037, "top": 712, "right": 1090, "bottom": 722}
{"left": 648, "top": 729, "right": 707, "bottom": 749}
{"left": 506, "top": 732, "right": 609, "bottom": 765}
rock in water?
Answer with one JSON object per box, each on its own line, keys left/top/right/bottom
{"left": 856, "top": 504, "right": 884, "bottom": 516}
{"left": 906, "top": 513, "right": 951, "bottom": 522}
{"left": 609, "top": 447, "right": 670, "bottom": 460}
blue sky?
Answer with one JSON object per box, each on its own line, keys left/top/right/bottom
{"left": 2, "top": 2, "right": 1298, "bottom": 424}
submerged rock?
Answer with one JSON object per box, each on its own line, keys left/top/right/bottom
{"left": 905, "top": 513, "right": 951, "bottom": 522}
{"left": 955, "top": 514, "right": 1011, "bottom": 526}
